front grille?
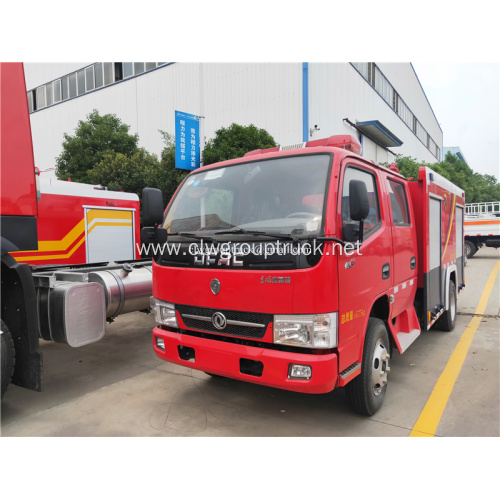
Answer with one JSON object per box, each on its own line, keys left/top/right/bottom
{"left": 176, "top": 304, "right": 272, "bottom": 339}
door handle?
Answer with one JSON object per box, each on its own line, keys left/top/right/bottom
{"left": 410, "top": 256, "right": 416, "bottom": 270}
{"left": 382, "top": 263, "right": 390, "bottom": 280}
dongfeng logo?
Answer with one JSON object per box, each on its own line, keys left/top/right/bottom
{"left": 212, "top": 312, "right": 227, "bottom": 330}
{"left": 210, "top": 278, "right": 221, "bottom": 295}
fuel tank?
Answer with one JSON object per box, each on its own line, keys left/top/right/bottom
{"left": 88, "top": 263, "right": 152, "bottom": 318}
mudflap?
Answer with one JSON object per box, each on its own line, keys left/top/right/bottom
{"left": 1, "top": 253, "right": 43, "bottom": 392}
{"left": 387, "top": 305, "right": 421, "bottom": 354}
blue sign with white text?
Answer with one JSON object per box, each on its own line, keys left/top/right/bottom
{"left": 175, "top": 110, "right": 200, "bottom": 170}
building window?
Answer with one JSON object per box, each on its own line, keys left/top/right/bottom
{"left": 69, "top": 73, "right": 77, "bottom": 98}
{"left": 103, "top": 63, "right": 113, "bottom": 86}
{"left": 28, "top": 62, "right": 169, "bottom": 113}
{"left": 352, "top": 62, "right": 440, "bottom": 160}
{"left": 53, "top": 79, "right": 61, "bottom": 103}
{"left": 27, "top": 90, "right": 34, "bottom": 112}
{"left": 123, "top": 62, "right": 133, "bottom": 79}
{"left": 77, "top": 70, "right": 86, "bottom": 96}
{"left": 86, "top": 66, "right": 94, "bottom": 91}
{"left": 61, "top": 75, "right": 69, "bottom": 100}
{"left": 392, "top": 91, "right": 399, "bottom": 113}
{"left": 45, "top": 82, "right": 53, "bottom": 106}
{"left": 36, "top": 86, "right": 45, "bottom": 109}
{"left": 368, "top": 62, "right": 376, "bottom": 86}
{"left": 134, "top": 62, "right": 145, "bottom": 75}
{"left": 114, "top": 63, "right": 123, "bottom": 82}
{"left": 95, "top": 63, "right": 104, "bottom": 88}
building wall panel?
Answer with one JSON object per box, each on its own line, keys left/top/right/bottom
{"left": 25, "top": 62, "right": 442, "bottom": 179}
{"left": 309, "top": 63, "right": 441, "bottom": 165}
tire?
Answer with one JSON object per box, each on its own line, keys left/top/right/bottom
{"left": 1, "top": 319, "right": 16, "bottom": 398}
{"left": 345, "top": 318, "right": 390, "bottom": 416}
{"left": 465, "top": 240, "right": 477, "bottom": 258}
{"left": 436, "top": 280, "right": 456, "bottom": 332}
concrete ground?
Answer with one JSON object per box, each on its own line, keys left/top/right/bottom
{"left": 1, "top": 248, "right": 498, "bottom": 437}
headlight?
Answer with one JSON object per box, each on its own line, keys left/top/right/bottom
{"left": 273, "top": 313, "right": 337, "bottom": 348}
{"left": 150, "top": 297, "right": 178, "bottom": 328}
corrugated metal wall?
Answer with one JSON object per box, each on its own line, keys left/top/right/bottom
{"left": 308, "top": 63, "right": 441, "bottom": 165}
{"left": 25, "top": 62, "right": 441, "bottom": 177}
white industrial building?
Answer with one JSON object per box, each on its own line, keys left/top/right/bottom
{"left": 24, "top": 62, "right": 443, "bottom": 178}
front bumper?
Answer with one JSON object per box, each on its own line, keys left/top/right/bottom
{"left": 153, "top": 326, "right": 338, "bottom": 394}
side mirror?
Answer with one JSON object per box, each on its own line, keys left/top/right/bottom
{"left": 349, "top": 180, "right": 369, "bottom": 221}
{"left": 142, "top": 187, "right": 164, "bottom": 226}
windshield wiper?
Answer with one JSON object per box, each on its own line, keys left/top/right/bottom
{"left": 168, "top": 232, "right": 218, "bottom": 244}
{"left": 307, "top": 235, "right": 352, "bottom": 247}
{"left": 215, "top": 228, "right": 299, "bottom": 242}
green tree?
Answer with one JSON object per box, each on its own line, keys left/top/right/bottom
{"left": 88, "top": 148, "right": 160, "bottom": 204}
{"left": 202, "top": 123, "right": 277, "bottom": 165}
{"left": 88, "top": 131, "right": 190, "bottom": 211}
{"left": 56, "top": 110, "right": 139, "bottom": 184}
{"left": 387, "top": 153, "right": 500, "bottom": 203}
{"left": 152, "top": 131, "right": 190, "bottom": 207}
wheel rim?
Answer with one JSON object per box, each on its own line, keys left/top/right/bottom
{"left": 371, "top": 338, "right": 390, "bottom": 396}
{"left": 450, "top": 286, "right": 456, "bottom": 321}
{"left": 465, "top": 244, "right": 471, "bottom": 257}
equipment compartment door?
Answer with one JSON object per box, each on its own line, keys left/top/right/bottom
{"left": 426, "top": 197, "right": 442, "bottom": 316}
{"left": 85, "top": 208, "right": 135, "bottom": 263}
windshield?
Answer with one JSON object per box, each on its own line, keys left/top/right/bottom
{"left": 163, "top": 154, "right": 331, "bottom": 238}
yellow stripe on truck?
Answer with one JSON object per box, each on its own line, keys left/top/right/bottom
{"left": 87, "top": 222, "right": 133, "bottom": 234}
{"left": 441, "top": 194, "right": 456, "bottom": 262}
{"left": 15, "top": 235, "right": 87, "bottom": 262}
{"left": 86, "top": 209, "right": 132, "bottom": 224}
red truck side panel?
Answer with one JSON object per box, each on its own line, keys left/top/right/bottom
{"left": 409, "top": 167, "right": 465, "bottom": 329}
{"left": 0, "top": 63, "right": 37, "bottom": 217}
{"left": 10, "top": 185, "right": 140, "bottom": 266}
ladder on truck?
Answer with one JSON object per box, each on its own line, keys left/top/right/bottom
{"left": 465, "top": 201, "right": 500, "bottom": 216}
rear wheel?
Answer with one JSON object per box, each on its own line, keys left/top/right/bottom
{"left": 465, "top": 240, "right": 477, "bottom": 258}
{"left": 345, "top": 318, "right": 390, "bottom": 416}
{"left": 1, "top": 319, "right": 16, "bottom": 398}
{"left": 436, "top": 280, "right": 456, "bottom": 332}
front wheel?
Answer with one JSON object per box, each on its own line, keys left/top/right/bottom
{"left": 345, "top": 318, "right": 390, "bottom": 416}
{"left": 1, "top": 319, "right": 16, "bottom": 398}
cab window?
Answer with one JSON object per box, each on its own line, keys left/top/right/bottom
{"left": 387, "top": 179, "right": 410, "bottom": 226}
{"left": 341, "top": 166, "right": 381, "bottom": 240}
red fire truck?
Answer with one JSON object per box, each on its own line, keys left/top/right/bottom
{"left": 10, "top": 177, "right": 141, "bottom": 267}
{"left": 143, "top": 134, "right": 466, "bottom": 415}
{"left": 1, "top": 63, "right": 152, "bottom": 398}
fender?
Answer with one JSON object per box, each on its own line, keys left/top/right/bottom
{"left": 356, "top": 291, "right": 391, "bottom": 361}
{"left": 1, "top": 236, "right": 20, "bottom": 254}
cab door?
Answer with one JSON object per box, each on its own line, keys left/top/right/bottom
{"left": 336, "top": 162, "right": 393, "bottom": 369}
{"left": 385, "top": 177, "right": 418, "bottom": 318}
